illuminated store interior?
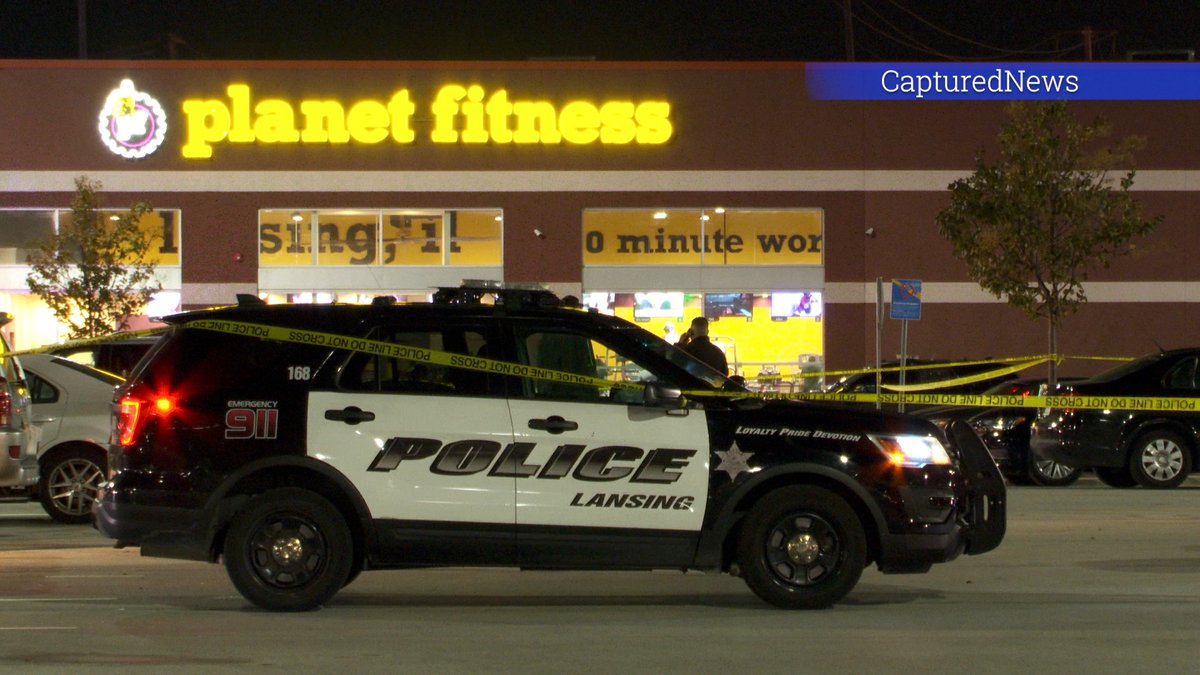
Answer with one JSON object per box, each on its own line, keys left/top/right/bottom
{"left": 3, "top": 204, "right": 824, "bottom": 389}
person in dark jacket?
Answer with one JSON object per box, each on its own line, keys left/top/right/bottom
{"left": 677, "top": 316, "right": 728, "bottom": 375}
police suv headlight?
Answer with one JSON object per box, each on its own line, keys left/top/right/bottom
{"left": 868, "top": 434, "right": 952, "bottom": 468}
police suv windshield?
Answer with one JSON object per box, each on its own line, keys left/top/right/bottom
{"left": 624, "top": 328, "right": 731, "bottom": 389}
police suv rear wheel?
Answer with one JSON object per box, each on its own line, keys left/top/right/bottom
{"left": 224, "top": 488, "right": 352, "bottom": 611}
{"left": 737, "top": 486, "right": 866, "bottom": 609}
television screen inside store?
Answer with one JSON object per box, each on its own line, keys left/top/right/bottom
{"left": 583, "top": 291, "right": 823, "bottom": 392}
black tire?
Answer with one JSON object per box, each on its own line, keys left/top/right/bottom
{"left": 1095, "top": 466, "right": 1138, "bottom": 488}
{"left": 223, "top": 488, "right": 352, "bottom": 611}
{"left": 1026, "top": 453, "right": 1082, "bottom": 487}
{"left": 342, "top": 561, "right": 363, "bottom": 589}
{"left": 38, "top": 446, "right": 107, "bottom": 524}
{"left": 737, "top": 486, "right": 867, "bottom": 609}
{"left": 1128, "top": 430, "right": 1192, "bottom": 489}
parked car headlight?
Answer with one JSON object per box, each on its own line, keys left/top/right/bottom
{"left": 868, "top": 434, "right": 951, "bottom": 467}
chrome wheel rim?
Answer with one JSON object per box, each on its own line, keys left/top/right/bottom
{"left": 1032, "top": 459, "right": 1077, "bottom": 481}
{"left": 1140, "top": 438, "right": 1184, "bottom": 482}
{"left": 46, "top": 458, "right": 104, "bottom": 517}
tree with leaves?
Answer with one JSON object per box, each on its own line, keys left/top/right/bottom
{"left": 26, "top": 176, "right": 161, "bottom": 340}
{"left": 936, "top": 101, "right": 1161, "bottom": 386}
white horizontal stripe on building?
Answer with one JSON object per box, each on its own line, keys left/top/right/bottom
{"left": 823, "top": 281, "right": 1200, "bottom": 304}
{"left": 0, "top": 266, "right": 179, "bottom": 293}
{"left": 4, "top": 170, "right": 1200, "bottom": 193}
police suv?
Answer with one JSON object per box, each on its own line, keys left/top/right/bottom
{"left": 94, "top": 286, "right": 1005, "bottom": 611}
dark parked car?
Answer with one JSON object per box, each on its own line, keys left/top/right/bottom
{"left": 921, "top": 378, "right": 1083, "bottom": 487}
{"left": 50, "top": 334, "right": 161, "bottom": 379}
{"left": 825, "top": 359, "right": 1018, "bottom": 412}
{"left": 1031, "top": 349, "right": 1200, "bottom": 489}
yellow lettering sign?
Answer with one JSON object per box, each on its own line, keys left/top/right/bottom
{"left": 181, "top": 83, "right": 671, "bottom": 158}
{"left": 258, "top": 210, "right": 501, "bottom": 267}
{"left": 582, "top": 209, "right": 823, "bottom": 266}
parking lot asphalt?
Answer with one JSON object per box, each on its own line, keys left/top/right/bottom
{"left": 2, "top": 476, "right": 1199, "bottom": 674}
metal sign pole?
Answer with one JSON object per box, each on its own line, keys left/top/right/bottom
{"left": 898, "top": 319, "right": 908, "bottom": 413}
{"left": 875, "top": 277, "right": 882, "bottom": 410}
{"left": 889, "top": 278, "right": 921, "bottom": 414}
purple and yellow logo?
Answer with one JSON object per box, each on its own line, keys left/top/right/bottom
{"left": 98, "top": 79, "right": 167, "bottom": 159}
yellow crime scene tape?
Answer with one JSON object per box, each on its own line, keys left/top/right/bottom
{"left": 185, "top": 318, "right": 643, "bottom": 395}
{"left": 3, "top": 327, "right": 168, "bottom": 359}
{"left": 876, "top": 359, "right": 1048, "bottom": 393}
{"left": 7, "top": 321, "right": 1193, "bottom": 413}
{"left": 811, "top": 354, "right": 1054, "bottom": 381}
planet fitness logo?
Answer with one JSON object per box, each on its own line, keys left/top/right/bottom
{"left": 98, "top": 79, "right": 167, "bottom": 159}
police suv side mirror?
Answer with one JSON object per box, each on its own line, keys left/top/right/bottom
{"left": 643, "top": 383, "right": 688, "bottom": 411}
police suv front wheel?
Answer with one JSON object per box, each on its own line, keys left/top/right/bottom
{"left": 737, "top": 486, "right": 867, "bottom": 609}
{"left": 224, "top": 488, "right": 353, "bottom": 612}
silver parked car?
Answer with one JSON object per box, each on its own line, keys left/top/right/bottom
{"left": 0, "top": 313, "right": 36, "bottom": 499}
{"left": 22, "top": 353, "right": 122, "bottom": 523}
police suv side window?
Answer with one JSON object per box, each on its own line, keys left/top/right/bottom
{"left": 518, "top": 330, "right": 659, "bottom": 404}
{"left": 337, "top": 325, "right": 491, "bottom": 396}
{"left": 1164, "top": 357, "right": 1198, "bottom": 391}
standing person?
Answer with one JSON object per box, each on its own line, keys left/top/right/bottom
{"left": 662, "top": 321, "right": 680, "bottom": 344}
{"left": 677, "top": 316, "right": 728, "bottom": 375}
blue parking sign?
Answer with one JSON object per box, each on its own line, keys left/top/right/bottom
{"left": 890, "top": 278, "right": 922, "bottom": 321}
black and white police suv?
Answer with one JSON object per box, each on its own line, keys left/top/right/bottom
{"left": 94, "top": 286, "right": 1005, "bottom": 611}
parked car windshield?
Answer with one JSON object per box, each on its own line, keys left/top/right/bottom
{"left": 1086, "top": 353, "right": 1163, "bottom": 384}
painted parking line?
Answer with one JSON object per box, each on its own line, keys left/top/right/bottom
{"left": 0, "top": 597, "right": 117, "bottom": 603}
{"left": 44, "top": 574, "right": 140, "bottom": 579}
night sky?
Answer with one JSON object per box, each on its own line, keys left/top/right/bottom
{"left": 1, "top": 1, "right": 1196, "bottom": 62}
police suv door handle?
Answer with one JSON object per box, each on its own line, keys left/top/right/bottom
{"left": 527, "top": 415, "right": 579, "bottom": 434}
{"left": 324, "top": 406, "right": 376, "bottom": 425}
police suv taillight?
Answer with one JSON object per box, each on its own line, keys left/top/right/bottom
{"left": 117, "top": 393, "right": 178, "bottom": 446}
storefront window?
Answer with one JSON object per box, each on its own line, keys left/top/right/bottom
{"left": 582, "top": 209, "right": 702, "bottom": 265}
{"left": 382, "top": 211, "right": 443, "bottom": 265}
{"left": 581, "top": 207, "right": 825, "bottom": 390}
{"left": 260, "top": 208, "right": 502, "bottom": 267}
{"left": 315, "top": 211, "right": 378, "bottom": 266}
{"left": 259, "top": 211, "right": 316, "bottom": 266}
{"left": 582, "top": 208, "right": 822, "bottom": 267}
{"left": 450, "top": 211, "right": 504, "bottom": 266}
{"left": 0, "top": 208, "right": 181, "bottom": 266}
{"left": 0, "top": 210, "right": 54, "bottom": 264}
{"left": 719, "top": 209, "right": 823, "bottom": 266}
{"left": 583, "top": 291, "right": 825, "bottom": 391}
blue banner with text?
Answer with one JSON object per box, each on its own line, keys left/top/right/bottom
{"left": 806, "top": 63, "right": 1200, "bottom": 101}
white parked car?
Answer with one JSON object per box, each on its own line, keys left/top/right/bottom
{"left": 0, "top": 313, "right": 37, "bottom": 498}
{"left": 22, "top": 353, "right": 121, "bottom": 523}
